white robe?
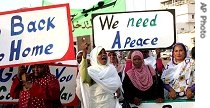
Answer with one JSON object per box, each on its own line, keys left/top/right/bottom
{"left": 80, "top": 46, "right": 122, "bottom": 108}
{"left": 88, "top": 64, "right": 122, "bottom": 108}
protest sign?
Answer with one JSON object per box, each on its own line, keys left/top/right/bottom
{"left": 0, "top": 4, "right": 75, "bottom": 68}
{"left": 92, "top": 9, "right": 176, "bottom": 51}
{"left": 0, "top": 65, "right": 78, "bottom": 106}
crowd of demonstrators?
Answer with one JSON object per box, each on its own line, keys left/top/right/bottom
{"left": 10, "top": 63, "right": 61, "bottom": 108}
{"left": 161, "top": 43, "right": 195, "bottom": 100}
{"left": 78, "top": 41, "right": 122, "bottom": 108}
{"left": 5, "top": 42, "right": 195, "bottom": 108}
{"left": 122, "top": 50, "right": 164, "bottom": 106}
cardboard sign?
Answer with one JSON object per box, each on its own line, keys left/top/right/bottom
{"left": 92, "top": 9, "right": 176, "bottom": 51}
{"left": 0, "top": 4, "right": 75, "bottom": 68}
{"left": 0, "top": 65, "right": 78, "bottom": 106}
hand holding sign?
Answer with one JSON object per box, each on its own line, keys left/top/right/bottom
{"left": 18, "top": 65, "right": 30, "bottom": 91}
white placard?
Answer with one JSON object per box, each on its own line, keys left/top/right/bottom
{"left": 92, "top": 9, "right": 176, "bottom": 51}
{"left": 0, "top": 4, "right": 75, "bottom": 68}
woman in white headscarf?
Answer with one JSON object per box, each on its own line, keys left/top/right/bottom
{"left": 79, "top": 43, "right": 122, "bottom": 108}
{"left": 161, "top": 43, "right": 195, "bottom": 100}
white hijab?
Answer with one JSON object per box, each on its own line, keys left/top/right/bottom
{"left": 88, "top": 46, "right": 122, "bottom": 94}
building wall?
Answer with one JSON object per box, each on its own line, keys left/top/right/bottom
{"left": 160, "top": 0, "right": 195, "bottom": 47}
{"left": 175, "top": 4, "right": 195, "bottom": 22}
{"left": 176, "top": 22, "right": 194, "bottom": 33}
{"left": 177, "top": 33, "right": 195, "bottom": 50}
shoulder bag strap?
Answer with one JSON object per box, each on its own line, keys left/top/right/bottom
{"left": 147, "top": 65, "right": 158, "bottom": 85}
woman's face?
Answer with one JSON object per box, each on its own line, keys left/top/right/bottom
{"left": 97, "top": 49, "right": 108, "bottom": 65}
{"left": 133, "top": 55, "right": 143, "bottom": 68}
{"left": 108, "top": 52, "right": 117, "bottom": 64}
{"left": 173, "top": 45, "right": 186, "bottom": 62}
{"left": 31, "top": 64, "right": 45, "bottom": 76}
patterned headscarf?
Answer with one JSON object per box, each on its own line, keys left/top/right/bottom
{"left": 127, "top": 50, "right": 156, "bottom": 91}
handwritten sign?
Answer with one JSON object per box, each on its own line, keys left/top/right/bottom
{"left": 92, "top": 9, "right": 176, "bottom": 51}
{"left": 0, "top": 4, "right": 75, "bottom": 68}
{"left": 0, "top": 65, "right": 78, "bottom": 106}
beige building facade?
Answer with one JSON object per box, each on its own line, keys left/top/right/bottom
{"left": 160, "top": 0, "right": 195, "bottom": 49}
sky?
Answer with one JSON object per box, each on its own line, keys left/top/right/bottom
{"left": 0, "top": 0, "right": 41, "bottom": 12}
{"left": 0, "top": 0, "right": 161, "bottom": 12}
{"left": 0, "top": 0, "right": 104, "bottom": 12}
